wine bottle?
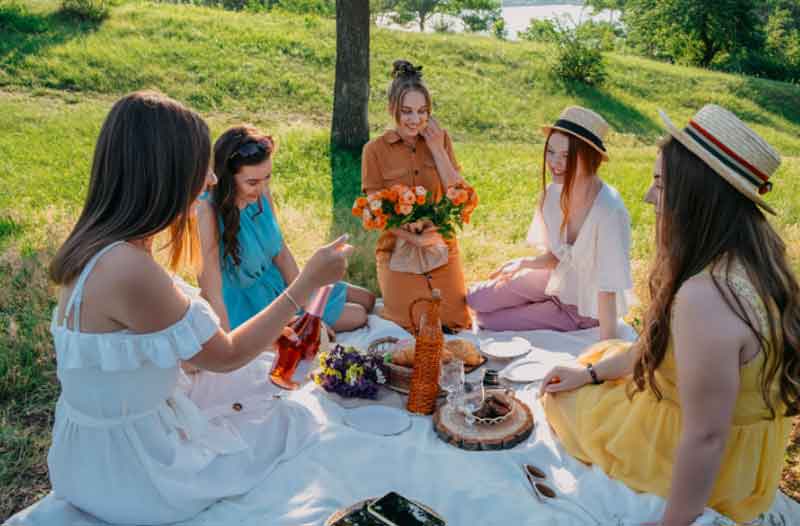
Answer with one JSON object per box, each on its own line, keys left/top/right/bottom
{"left": 296, "top": 284, "right": 333, "bottom": 360}
{"left": 269, "top": 285, "right": 333, "bottom": 390}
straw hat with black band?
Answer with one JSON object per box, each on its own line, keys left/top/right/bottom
{"left": 659, "top": 104, "right": 781, "bottom": 215}
{"left": 542, "top": 106, "right": 610, "bottom": 161}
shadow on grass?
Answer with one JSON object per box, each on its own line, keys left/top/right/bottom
{"left": 0, "top": 216, "right": 23, "bottom": 247}
{"left": 731, "top": 76, "right": 800, "bottom": 132}
{"left": 565, "top": 82, "right": 663, "bottom": 140}
{"left": 0, "top": 3, "right": 102, "bottom": 77}
{"left": 328, "top": 146, "right": 379, "bottom": 294}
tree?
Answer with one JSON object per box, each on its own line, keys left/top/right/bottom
{"left": 389, "top": 0, "right": 501, "bottom": 32}
{"left": 331, "top": 0, "right": 370, "bottom": 151}
{"left": 389, "top": 0, "right": 442, "bottom": 31}
{"left": 622, "top": 0, "right": 763, "bottom": 67}
{"left": 456, "top": 0, "right": 501, "bottom": 33}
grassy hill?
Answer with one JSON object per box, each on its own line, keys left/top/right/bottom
{"left": 1, "top": 0, "right": 799, "bottom": 518}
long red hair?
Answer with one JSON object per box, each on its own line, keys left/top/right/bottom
{"left": 541, "top": 130, "right": 605, "bottom": 234}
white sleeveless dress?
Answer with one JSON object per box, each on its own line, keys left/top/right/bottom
{"left": 47, "top": 242, "right": 320, "bottom": 525}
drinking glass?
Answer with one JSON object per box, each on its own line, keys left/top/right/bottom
{"left": 439, "top": 358, "right": 465, "bottom": 406}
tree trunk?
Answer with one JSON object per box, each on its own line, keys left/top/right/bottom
{"left": 332, "top": 0, "right": 370, "bottom": 152}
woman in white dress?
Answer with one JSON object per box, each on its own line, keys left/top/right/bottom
{"left": 45, "top": 90, "right": 352, "bottom": 525}
{"left": 467, "top": 106, "right": 634, "bottom": 340}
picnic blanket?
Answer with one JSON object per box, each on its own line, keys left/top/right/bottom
{"left": 8, "top": 315, "right": 800, "bottom": 526}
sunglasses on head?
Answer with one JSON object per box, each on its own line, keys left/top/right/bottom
{"left": 228, "top": 138, "right": 272, "bottom": 163}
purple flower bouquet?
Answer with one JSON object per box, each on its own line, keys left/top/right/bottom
{"left": 313, "top": 345, "right": 388, "bottom": 399}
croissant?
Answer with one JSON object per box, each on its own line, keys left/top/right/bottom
{"left": 445, "top": 339, "right": 482, "bottom": 366}
{"left": 390, "top": 345, "right": 415, "bottom": 367}
{"left": 390, "top": 345, "right": 454, "bottom": 367}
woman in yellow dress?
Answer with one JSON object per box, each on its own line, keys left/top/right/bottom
{"left": 541, "top": 104, "right": 800, "bottom": 525}
{"left": 361, "top": 60, "right": 474, "bottom": 331}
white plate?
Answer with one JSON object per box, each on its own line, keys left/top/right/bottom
{"left": 482, "top": 337, "right": 532, "bottom": 359}
{"left": 343, "top": 405, "right": 412, "bottom": 436}
{"left": 500, "top": 360, "right": 552, "bottom": 383}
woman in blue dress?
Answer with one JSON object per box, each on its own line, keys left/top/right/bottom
{"left": 197, "top": 125, "right": 375, "bottom": 333}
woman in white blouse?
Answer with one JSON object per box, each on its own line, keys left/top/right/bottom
{"left": 44, "top": 91, "right": 352, "bottom": 525}
{"left": 467, "top": 106, "right": 634, "bottom": 340}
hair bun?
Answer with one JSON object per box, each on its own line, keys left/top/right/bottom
{"left": 391, "top": 60, "right": 423, "bottom": 80}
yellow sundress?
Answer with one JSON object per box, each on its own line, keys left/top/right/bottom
{"left": 542, "top": 266, "right": 794, "bottom": 523}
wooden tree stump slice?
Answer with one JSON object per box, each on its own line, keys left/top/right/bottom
{"left": 432, "top": 391, "right": 534, "bottom": 451}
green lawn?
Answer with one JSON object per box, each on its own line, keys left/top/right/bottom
{"left": 1, "top": 0, "right": 800, "bottom": 519}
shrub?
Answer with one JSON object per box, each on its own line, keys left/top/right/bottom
{"left": 519, "top": 18, "right": 559, "bottom": 44}
{"left": 432, "top": 16, "right": 453, "bottom": 33}
{"left": 60, "top": 0, "right": 110, "bottom": 22}
{"left": 551, "top": 28, "right": 607, "bottom": 86}
{"left": 575, "top": 20, "right": 623, "bottom": 52}
{"left": 492, "top": 17, "right": 506, "bottom": 40}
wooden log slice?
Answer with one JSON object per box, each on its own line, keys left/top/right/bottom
{"left": 432, "top": 391, "right": 534, "bottom": 451}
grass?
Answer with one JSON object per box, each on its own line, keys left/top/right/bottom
{"left": 1, "top": 0, "right": 800, "bottom": 520}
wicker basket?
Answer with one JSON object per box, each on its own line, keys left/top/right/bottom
{"left": 368, "top": 337, "right": 486, "bottom": 396}
{"left": 368, "top": 337, "right": 436, "bottom": 396}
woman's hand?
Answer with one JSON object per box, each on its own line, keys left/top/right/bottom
{"left": 409, "top": 226, "right": 445, "bottom": 248}
{"left": 421, "top": 117, "right": 446, "bottom": 152}
{"left": 490, "top": 258, "right": 526, "bottom": 279}
{"left": 298, "top": 235, "right": 353, "bottom": 290}
{"left": 393, "top": 225, "right": 445, "bottom": 248}
{"left": 539, "top": 363, "right": 592, "bottom": 396}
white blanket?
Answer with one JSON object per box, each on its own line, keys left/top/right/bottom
{"left": 8, "top": 315, "right": 800, "bottom": 526}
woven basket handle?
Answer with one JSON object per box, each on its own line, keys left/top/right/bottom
{"left": 408, "top": 297, "right": 431, "bottom": 336}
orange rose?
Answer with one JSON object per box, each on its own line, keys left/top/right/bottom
{"left": 452, "top": 189, "right": 468, "bottom": 206}
{"left": 400, "top": 190, "right": 416, "bottom": 206}
{"left": 416, "top": 195, "right": 426, "bottom": 205}
{"left": 355, "top": 196, "right": 368, "bottom": 208}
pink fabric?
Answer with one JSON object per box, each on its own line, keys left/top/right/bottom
{"left": 466, "top": 268, "right": 599, "bottom": 332}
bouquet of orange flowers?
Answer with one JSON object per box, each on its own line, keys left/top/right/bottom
{"left": 351, "top": 183, "right": 478, "bottom": 240}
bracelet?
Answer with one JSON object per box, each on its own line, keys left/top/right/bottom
{"left": 586, "top": 363, "right": 604, "bottom": 385}
{"left": 283, "top": 290, "right": 302, "bottom": 312}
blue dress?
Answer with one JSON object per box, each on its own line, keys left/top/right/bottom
{"left": 218, "top": 196, "right": 347, "bottom": 330}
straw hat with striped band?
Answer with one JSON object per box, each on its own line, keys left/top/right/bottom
{"left": 659, "top": 104, "right": 781, "bottom": 215}
{"left": 542, "top": 106, "right": 610, "bottom": 161}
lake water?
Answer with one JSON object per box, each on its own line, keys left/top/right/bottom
{"left": 378, "top": 4, "right": 618, "bottom": 40}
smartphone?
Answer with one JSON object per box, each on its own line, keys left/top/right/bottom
{"left": 366, "top": 492, "right": 446, "bottom": 526}
{"left": 329, "top": 504, "right": 386, "bottom": 526}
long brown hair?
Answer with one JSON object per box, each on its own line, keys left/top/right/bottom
{"left": 211, "top": 125, "right": 274, "bottom": 267}
{"left": 541, "top": 130, "right": 604, "bottom": 234}
{"left": 632, "top": 138, "right": 800, "bottom": 417}
{"left": 388, "top": 59, "right": 432, "bottom": 123}
{"left": 50, "top": 90, "right": 211, "bottom": 285}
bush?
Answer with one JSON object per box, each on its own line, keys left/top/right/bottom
{"left": 519, "top": 18, "right": 559, "bottom": 44}
{"left": 493, "top": 17, "right": 506, "bottom": 40}
{"left": 60, "top": 0, "right": 110, "bottom": 22}
{"left": 551, "top": 28, "right": 607, "bottom": 86}
{"left": 432, "top": 17, "right": 453, "bottom": 33}
{"left": 575, "top": 20, "right": 623, "bottom": 52}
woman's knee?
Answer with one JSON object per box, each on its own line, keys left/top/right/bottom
{"left": 333, "top": 303, "right": 368, "bottom": 332}
{"left": 346, "top": 285, "right": 376, "bottom": 313}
